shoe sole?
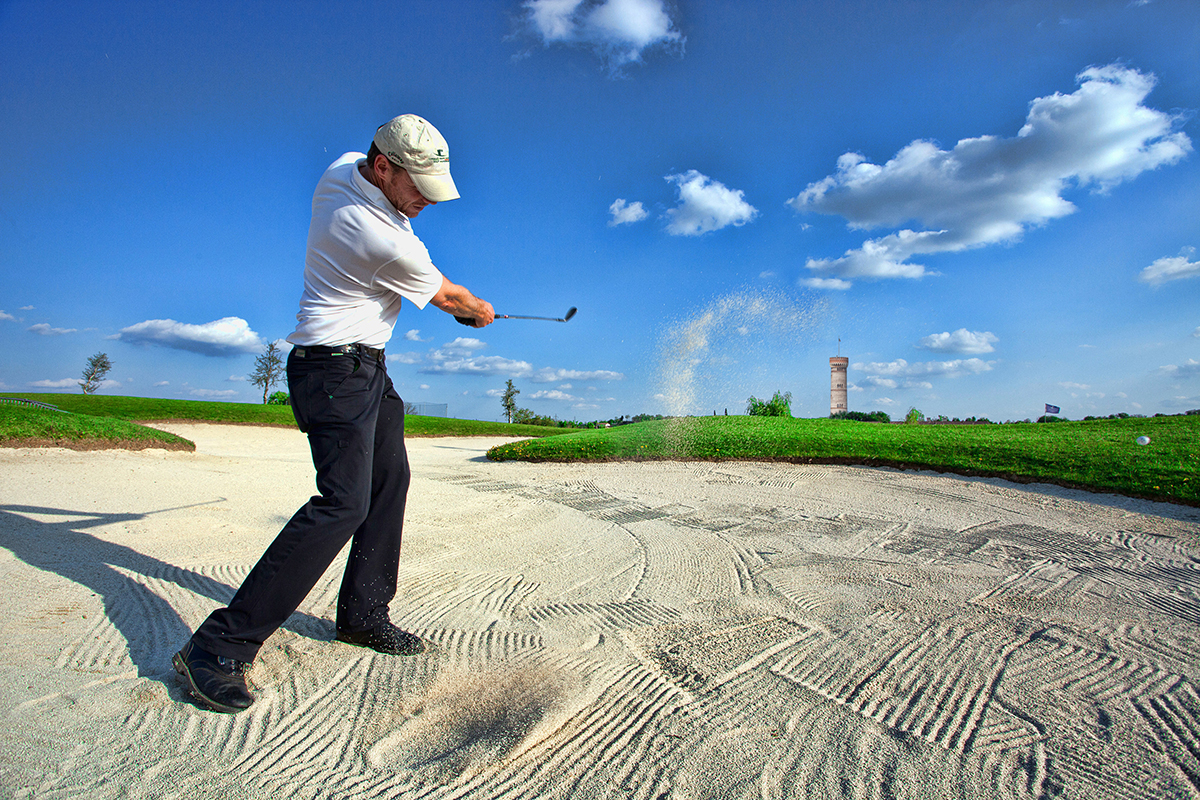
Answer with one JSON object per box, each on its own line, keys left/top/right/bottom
{"left": 335, "top": 634, "right": 427, "bottom": 656}
{"left": 172, "top": 651, "right": 251, "bottom": 714}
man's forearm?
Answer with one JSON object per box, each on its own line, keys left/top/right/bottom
{"left": 430, "top": 277, "right": 495, "bottom": 326}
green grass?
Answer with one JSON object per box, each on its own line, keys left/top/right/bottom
{"left": 0, "top": 403, "right": 194, "bottom": 450}
{"left": 488, "top": 414, "right": 1200, "bottom": 507}
{"left": 0, "top": 393, "right": 573, "bottom": 444}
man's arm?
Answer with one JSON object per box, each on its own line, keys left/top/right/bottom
{"left": 429, "top": 276, "right": 495, "bottom": 328}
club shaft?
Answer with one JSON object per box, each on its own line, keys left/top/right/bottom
{"left": 454, "top": 306, "right": 575, "bottom": 325}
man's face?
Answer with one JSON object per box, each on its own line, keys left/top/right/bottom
{"left": 379, "top": 159, "right": 435, "bottom": 218}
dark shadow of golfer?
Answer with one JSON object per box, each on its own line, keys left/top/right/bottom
{"left": 0, "top": 502, "right": 333, "bottom": 681}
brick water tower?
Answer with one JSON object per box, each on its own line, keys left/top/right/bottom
{"left": 830, "top": 356, "right": 848, "bottom": 415}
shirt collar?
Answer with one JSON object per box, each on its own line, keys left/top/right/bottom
{"left": 351, "top": 157, "right": 409, "bottom": 221}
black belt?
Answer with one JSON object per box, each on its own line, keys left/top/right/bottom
{"left": 293, "top": 343, "right": 385, "bottom": 362}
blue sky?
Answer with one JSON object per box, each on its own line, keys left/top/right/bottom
{"left": 1, "top": 0, "right": 1197, "bottom": 422}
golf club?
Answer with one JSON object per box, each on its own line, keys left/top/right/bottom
{"left": 456, "top": 307, "right": 576, "bottom": 326}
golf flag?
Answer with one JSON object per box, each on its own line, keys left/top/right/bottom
{"left": 1045, "top": 403, "right": 1060, "bottom": 414}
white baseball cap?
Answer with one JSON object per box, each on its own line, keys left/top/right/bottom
{"left": 373, "top": 114, "right": 460, "bottom": 202}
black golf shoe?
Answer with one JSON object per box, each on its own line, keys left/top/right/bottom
{"left": 173, "top": 640, "right": 255, "bottom": 713}
{"left": 336, "top": 622, "right": 426, "bottom": 656}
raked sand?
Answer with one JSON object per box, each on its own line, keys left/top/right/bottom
{"left": 2, "top": 422, "right": 1199, "bottom": 799}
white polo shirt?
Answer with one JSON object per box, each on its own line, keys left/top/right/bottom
{"left": 287, "top": 153, "right": 444, "bottom": 349}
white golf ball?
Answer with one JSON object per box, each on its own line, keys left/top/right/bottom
{"left": 1136, "top": 436, "right": 1150, "bottom": 446}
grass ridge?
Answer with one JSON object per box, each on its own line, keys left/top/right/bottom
{"left": 487, "top": 415, "right": 1199, "bottom": 507}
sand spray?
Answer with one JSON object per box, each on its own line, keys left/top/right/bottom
{"left": 655, "top": 288, "right": 833, "bottom": 449}
{"left": 366, "top": 657, "right": 577, "bottom": 779}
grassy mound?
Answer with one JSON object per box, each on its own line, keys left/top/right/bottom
{"left": 488, "top": 414, "right": 1199, "bottom": 506}
{"left": 0, "top": 403, "right": 193, "bottom": 451}
{"left": 0, "top": 394, "right": 571, "bottom": 446}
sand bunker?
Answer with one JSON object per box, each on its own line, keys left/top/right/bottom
{"left": 2, "top": 423, "right": 1199, "bottom": 798}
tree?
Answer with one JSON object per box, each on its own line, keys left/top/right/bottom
{"left": 501, "top": 379, "right": 519, "bottom": 423}
{"left": 746, "top": 390, "right": 792, "bottom": 417}
{"left": 250, "top": 341, "right": 285, "bottom": 404}
{"left": 79, "top": 352, "right": 112, "bottom": 394}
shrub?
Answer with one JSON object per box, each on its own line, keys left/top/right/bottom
{"left": 1037, "top": 414, "right": 1067, "bottom": 423}
{"left": 905, "top": 407, "right": 923, "bottom": 425}
{"left": 747, "top": 391, "right": 792, "bottom": 417}
{"left": 267, "top": 391, "right": 290, "bottom": 405}
{"left": 512, "top": 407, "right": 560, "bottom": 427}
{"left": 831, "top": 410, "right": 890, "bottom": 423}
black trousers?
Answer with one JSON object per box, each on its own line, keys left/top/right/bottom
{"left": 192, "top": 347, "right": 410, "bottom": 663}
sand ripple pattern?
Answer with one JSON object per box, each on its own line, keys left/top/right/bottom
{"left": 3, "top": 432, "right": 1200, "bottom": 799}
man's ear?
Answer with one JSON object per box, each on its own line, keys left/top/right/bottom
{"left": 372, "top": 153, "right": 392, "bottom": 177}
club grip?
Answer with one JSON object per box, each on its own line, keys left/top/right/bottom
{"left": 455, "top": 316, "right": 474, "bottom": 326}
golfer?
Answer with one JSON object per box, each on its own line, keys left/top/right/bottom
{"left": 174, "top": 114, "right": 494, "bottom": 713}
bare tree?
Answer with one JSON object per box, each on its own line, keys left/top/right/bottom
{"left": 250, "top": 341, "right": 284, "bottom": 404}
{"left": 79, "top": 352, "right": 112, "bottom": 394}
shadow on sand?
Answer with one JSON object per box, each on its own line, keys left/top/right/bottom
{"left": 0, "top": 502, "right": 331, "bottom": 682}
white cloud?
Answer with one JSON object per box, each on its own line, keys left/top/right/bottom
{"left": 664, "top": 170, "right": 758, "bottom": 236}
{"left": 530, "top": 367, "right": 624, "bottom": 383}
{"left": 29, "top": 323, "right": 77, "bottom": 336}
{"left": 27, "top": 376, "right": 120, "bottom": 391}
{"left": 393, "top": 336, "right": 623, "bottom": 382}
{"left": 403, "top": 329, "right": 431, "bottom": 342}
{"left": 1193, "top": 327, "right": 1200, "bottom": 338}
{"left": 114, "top": 317, "right": 264, "bottom": 356}
{"left": 419, "top": 384, "right": 430, "bottom": 390}
{"left": 520, "top": 0, "right": 684, "bottom": 72}
{"left": 608, "top": 198, "right": 648, "bottom": 226}
{"left": 916, "top": 329, "right": 998, "bottom": 354}
{"left": 1060, "top": 381, "right": 1105, "bottom": 399}
{"left": 388, "top": 352, "right": 424, "bottom": 365}
{"left": 529, "top": 389, "right": 581, "bottom": 401}
{"left": 525, "top": 0, "right": 580, "bottom": 40}
{"left": 790, "top": 65, "right": 1191, "bottom": 287}
{"left": 1161, "top": 359, "right": 1200, "bottom": 378}
{"left": 855, "top": 357, "right": 995, "bottom": 388}
{"left": 417, "top": 337, "right": 534, "bottom": 376}
{"left": 1138, "top": 247, "right": 1200, "bottom": 286}
{"left": 801, "top": 277, "right": 853, "bottom": 291}
{"left": 437, "top": 337, "right": 488, "bottom": 355}
{"left": 154, "top": 381, "right": 170, "bottom": 387}
{"left": 422, "top": 356, "right": 534, "bottom": 376}
{"left": 0, "top": 310, "right": 15, "bottom": 321}
{"left": 226, "top": 375, "right": 246, "bottom": 382}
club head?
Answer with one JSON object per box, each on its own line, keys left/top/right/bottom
{"left": 563, "top": 307, "right": 577, "bottom": 322}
